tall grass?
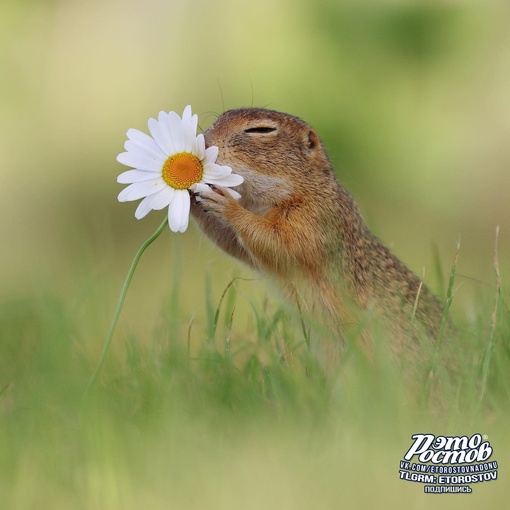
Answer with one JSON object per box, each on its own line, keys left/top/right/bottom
{"left": 0, "top": 241, "right": 508, "bottom": 509}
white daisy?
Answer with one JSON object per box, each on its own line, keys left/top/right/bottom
{"left": 117, "top": 105, "right": 243, "bottom": 233}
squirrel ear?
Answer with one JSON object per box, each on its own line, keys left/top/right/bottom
{"left": 304, "top": 129, "right": 319, "bottom": 153}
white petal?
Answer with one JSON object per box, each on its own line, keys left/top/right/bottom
{"left": 168, "top": 111, "right": 186, "bottom": 153}
{"left": 195, "top": 134, "right": 206, "bottom": 160}
{"left": 148, "top": 116, "right": 172, "bottom": 154}
{"left": 135, "top": 195, "right": 154, "bottom": 219}
{"left": 203, "top": 145, "right": 219, "bottom": 164}
{"left": 160, "top": 112, "right": 179, "bottom": 156}
{"left": 125, "top": 129, "right": 167, "bottom": 158}
{"left": 127, "top": 128, "right": 150, "bottom": 143}
{"left": 178, "top": 191, "right": 191, "bottom": 232}
{"left": 202, "top": 163, "right": 233, "bottom": 179}
{"left": 117, "top": 151, "right": 164, "bottom": 172}
{"left": 181, "top": 107, "right": 198, "bottom": 153}
{"left": 190, "top": 182, "right": 210, "bottom": 194}
{"left": 118, "top": 179, "right": 165, "bottom": 202}
{"left": 167, "top": 193, "right": 181, "bottom": 233}
{"left": 156, "top": 111, "right": 175, "bottom": 155}
{"left": 150, "top": 186, "right": 175, "bottom": 210}
{"left": 191, "top": 114, "right": 198, "bottom": 135}
{"left": 224, "top": 187, "right": 241, "bottom": 200}
{"left": 117, "top": 169, "right": 159, "bottom": 184}
{"left": 182, "top": 106, "right": 198, "bottom": 132}
{"left": 204, "top": 173, "right": 244, "bottom": 187}
{"left": 185, "top": 125, "right": 195, "bottom": 153}
{"left": 124, "top": 139, "right": 166, "bottom": 160}
{"left": 167, "top": 190, "right": 190, "bottom": 233}
{"left": 182, "top": 105, "right": 192, "bottom": 121}
{"left": 127, "top": 128, "right": 162, "bottom": 152}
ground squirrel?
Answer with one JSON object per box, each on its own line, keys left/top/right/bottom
{"left": 191, "top": 108, "right": 446, "bottom": 361}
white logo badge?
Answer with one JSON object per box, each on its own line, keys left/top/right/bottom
{"left": 399, "top": 433, "right": 498, "bottom": 494}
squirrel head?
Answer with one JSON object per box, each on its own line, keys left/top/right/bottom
{"left": 204, "top": 108, "right": 333, "bottom": 206}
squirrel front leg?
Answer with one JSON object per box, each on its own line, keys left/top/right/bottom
{"left": 190, "top": 192, "right": 255, "bottom": 267}
{"left": 197, "top": 186, "right": 325, "bottom": 277}
{"left": 198, "top": 186, "right": 368, "bottom": 346}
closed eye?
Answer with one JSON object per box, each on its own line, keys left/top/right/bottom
{"left": 244, "top": 126, "right": 277, "bottom": 134}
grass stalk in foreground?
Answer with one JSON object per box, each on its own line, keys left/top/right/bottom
{"left": 422, "top": 237, "right": 460, "bottom": 403}
{"left": 479, "top": 226, "right": 502, "bottom": 404}
{"left": 83, "top": 216, "right": 169, "bottom": 398}
{"left": 400, "top": 272, "right": 424, "bottom": 370}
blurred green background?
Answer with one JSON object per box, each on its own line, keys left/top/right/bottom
{"left": 1, "top": 0, "right": 509, "bottom": 319}
{"left": 1, "top": 1, "right": 509, "bottom": 508}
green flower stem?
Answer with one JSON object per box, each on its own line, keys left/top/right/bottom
{"left": 83, "top": 216, "right": 169, "bottom": 398}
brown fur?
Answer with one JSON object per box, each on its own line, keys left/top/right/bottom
{"left": 191, "top": 108, "right": 446, "bottom": 362}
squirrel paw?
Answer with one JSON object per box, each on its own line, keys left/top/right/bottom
{"left": 195, "top": 184, "right": 237, "bottom": 221}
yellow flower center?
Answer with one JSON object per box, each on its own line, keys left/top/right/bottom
{"left": 162, "top": 152, "right": 203, "bottom": 190}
